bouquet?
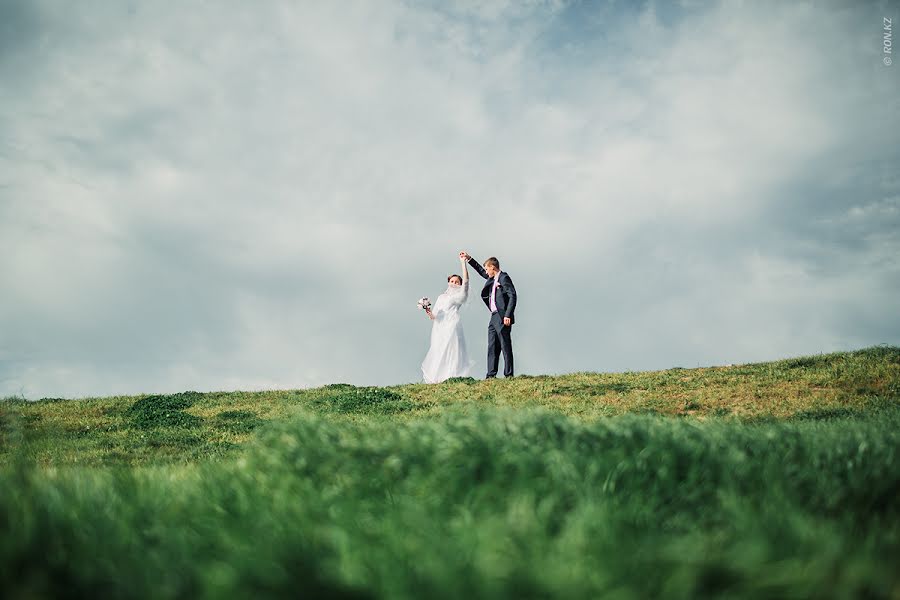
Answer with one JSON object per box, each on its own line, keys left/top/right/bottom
{"left": 416, "top": 297, "right": 432, "bottom": 311}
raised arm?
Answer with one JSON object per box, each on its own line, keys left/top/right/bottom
{"left": 463, "top": 252, "right": 489, "bottom": 279}
{"left": 460, "top": 255, "right": 470, "bottom": 302}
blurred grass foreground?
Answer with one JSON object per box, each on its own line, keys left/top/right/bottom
{"left": 2, "top": 346, "right": 899, "bottom": 598}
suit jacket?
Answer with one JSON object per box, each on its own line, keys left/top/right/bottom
{"left": 467, "top": 257, "right": 517, "bottom": 324}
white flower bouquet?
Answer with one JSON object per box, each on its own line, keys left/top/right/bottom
{"left": 416, "top": 297, "right": 432, "bottom": 311}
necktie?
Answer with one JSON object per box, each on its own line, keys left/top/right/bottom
{"left": 490, "top": 274, "right": 499, "bottom": 312}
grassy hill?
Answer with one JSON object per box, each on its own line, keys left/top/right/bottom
{"left": 2, "top": 346, "right": 899, "bottom": 598}
{"left": 3, "top": 345, "right": 899, "bottom": 467}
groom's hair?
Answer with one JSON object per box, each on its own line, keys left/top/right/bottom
{"left": 483, "top": 257, "right": 500, "bottom": 269}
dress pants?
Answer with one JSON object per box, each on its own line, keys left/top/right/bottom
{"left": 486, "top": 311, "right": 514, "bottom": 378}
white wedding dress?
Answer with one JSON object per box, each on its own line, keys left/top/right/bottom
{"left": 421, "top": 280, "right": 476, "bottom": 383}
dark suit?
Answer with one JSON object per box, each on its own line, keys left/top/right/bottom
{"left": 467, "top": 257, "right": 517, "bottom": 378}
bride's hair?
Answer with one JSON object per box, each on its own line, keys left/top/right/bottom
{"left": 447, "top": 274, "right": 462, "bottom": 285}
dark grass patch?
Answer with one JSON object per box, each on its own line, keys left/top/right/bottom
{"left": 100, "top": 450, "right": 132, "bottom": 463}
{"left": 188, "top": 440, "right": 241, "bottom": 461}
{"left": 132, "top": 428, "right": 205, "bottom": 449}
{"left": 861, "top": 396, "right": 900, "bottom": 412}
{"left": 66, "top": 419, "right": 122, "bottom": 437}
{"left": 128, "top": 391, "right": 201, "bottom": 413}
{"left": 73, "top": 425, "right": 98, "bottom": 438}
{"left": 740, "top": 414, "right": 781, "bottom": 425}
{"left": 550, "top": 382, "right": 632, "bottom": 396}
{"left": 680, "top": 399, "right": 702, "bottom": 411}
{"left": 126, "top": 392, "right": 204, "bottom": 430}
{"left": 852, "top": 384, "right": 889, "bottom": 396}
{"left": 283, "top": 390, "right": 312, "bottom": 403}
{"left": 0, "top": 410, "right": 41, "bottom": 443}
{"left": 313, "top": 387, "right": 414, "bottom": 415}
{"left": 779, "top": 355, "right": 836, "bottom": 369}
{"left": 323, "top": 383, "right": 356, "bottom": 390}
{"left": 857, "top": 344, "right": 900, "bottom": 364}
{"left": 102, "top": 405, "right": 129, "bottom": 418}
{"left": 443, "top": 377, "right": 478, "bottom": 385}
{"left": 592, "top": 383, "right": 632, "bottom": 394}
{"left": 130, "top": 409, "right": 201, "bottom": 430}
{"left": 632, "top": 407, "right": 663, "bottom": 416}
{"left": 791, "top": 407, "right": 862, "bottom": 421}
{"left": 214, "top": 410, "right": 265, "bottom": 434}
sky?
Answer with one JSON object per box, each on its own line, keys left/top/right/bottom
{"left": 1, "top": 0, "right": 899, "bottom": 399}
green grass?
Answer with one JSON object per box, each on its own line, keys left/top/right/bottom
{"left": 3, "top": 345, "right": 898, "bottom": 468}
{"left": 1, "top": 345, "right": 899, "bottom": 598}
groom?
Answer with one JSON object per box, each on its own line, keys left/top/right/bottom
{"left": 460, "top": 251, "right": 517, "bottom": 378}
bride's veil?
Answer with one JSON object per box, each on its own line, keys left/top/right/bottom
{"left": 443, "top": 276, "right": 471, "bottom": 310}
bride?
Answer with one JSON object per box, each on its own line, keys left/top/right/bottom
{"left": 421, "top": 252, "right": 476, "bottom": 383}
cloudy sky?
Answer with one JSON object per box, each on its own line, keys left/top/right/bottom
{"left": 1, "top": 0, "right": 898, "bottom": 399}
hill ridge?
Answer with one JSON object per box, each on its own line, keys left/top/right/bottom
{"left": 1, "top": 345, "right": 898, "bottom": 467}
